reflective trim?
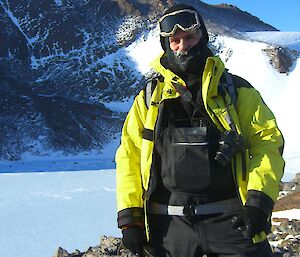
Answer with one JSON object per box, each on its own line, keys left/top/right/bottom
{"left": 172, "top": 142, "right": 209, "bottom": 146}
{"left": 148, "top": 198, "right": 242, "bottom": 216}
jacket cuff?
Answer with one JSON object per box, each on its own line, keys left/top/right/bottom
{"left": 246, "top": 190, "right": 274, "bottom": 216}
{"left": 117, "top": 207, "right": 144, "bottom": 228}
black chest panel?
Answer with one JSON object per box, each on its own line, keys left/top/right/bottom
{"left": 153, "top": 98, "right": 237, "bottom": 204}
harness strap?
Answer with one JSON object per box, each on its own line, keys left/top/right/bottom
{"left": 142, "top": 128, "right": 154, "bottom": 141}
{"left": 172, "top": 82, "right": 214, "bottom": 126}
{"left": 223, "top": 70, "right": 237, "bottom": 106}
{"left": 148, "top": 198, "right": 242, "bottom": 216}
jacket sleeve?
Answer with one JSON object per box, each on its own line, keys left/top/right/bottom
{"left": 115, "top": 91, "right": 148, "bottom": 228}
{"left": 237, "top": 87, "right": 285, "bottom": 215}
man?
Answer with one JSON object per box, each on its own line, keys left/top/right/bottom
{"left": 115, "top": 4, "right": 285, "bottom": 257}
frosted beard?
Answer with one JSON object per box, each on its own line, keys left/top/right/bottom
{"left": 165, "top": 39, "right": 211, "bottom": 75}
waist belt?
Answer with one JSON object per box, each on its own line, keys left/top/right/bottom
{"left": 148, "top": 198, "right": 242, "bottom": 216}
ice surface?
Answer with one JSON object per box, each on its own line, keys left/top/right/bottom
{"left": 0, "top": 170, "right": 120, "bottom": 257}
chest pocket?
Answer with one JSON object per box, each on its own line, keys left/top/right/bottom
{"left": 157, "top": 125, "right": 212, "bottom": 193}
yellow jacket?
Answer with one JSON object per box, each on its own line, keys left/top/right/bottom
{"left": 115, "top": 54, "right": 285, "bottom": 242}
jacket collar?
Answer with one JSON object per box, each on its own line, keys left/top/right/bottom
{"left": 150, "top": 52, "right": 225, "bottom": 104}
{"left": 150, "top": 52, "right": 225, "bottom": 88}
{"left": 150, "top": 52, "right": 186, "bottom": 85}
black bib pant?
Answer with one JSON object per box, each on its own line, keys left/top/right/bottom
{"left": 148, "top": 212, "right": 272, "bottom": 257}
{"left": 148, "top": 98, "right": 272, "bottom": 257}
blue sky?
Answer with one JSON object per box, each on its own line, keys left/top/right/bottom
{"left": 202, "top": 0, "right": 299, "bottom": 31}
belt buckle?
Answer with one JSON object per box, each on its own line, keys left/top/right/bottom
{"left": 183, "top": 205, "right": 196, "bottom": 217}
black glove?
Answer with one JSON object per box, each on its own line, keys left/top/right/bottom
{"left": 232, "top": 206, "right": 268, "bottom": 239}
{"left": 122, "top": 226, "right": 145, "bottom": 256}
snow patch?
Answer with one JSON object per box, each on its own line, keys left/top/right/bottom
{"left": 246, "top": 32, "right": 300, "bottom": 51}
{"left": 272, "top": 209, "right": 300, "bottom": 220}
{"left": 126, "top": 28, "right": 162, "bottom": 74}
{"left": 54, "top": 0, "right": 63, "bottom": 6}
{"left": 100, "top": 97, "right": 134, "bottom": 112}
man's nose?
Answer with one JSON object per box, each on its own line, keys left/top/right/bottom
{"left": 178, "top": 39, "right": 190, "bottom": 51}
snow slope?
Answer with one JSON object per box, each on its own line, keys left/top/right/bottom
{"left": 246, "top": 31, "right": 300, "bottom": 51}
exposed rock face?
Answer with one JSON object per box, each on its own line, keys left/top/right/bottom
{"left": 1, "top": 0, "right": 160, "bottom": 159}
{"left": 0, "top": 63, "right": 123, "bottom": 160}
{"left": 275, "top": 191, "right": 300, "bottom": 211}
{"left": 189, "top": 1, "right": 278, "bottom": 36}
{"left": 275, "top": 173, "right": 300, "bottom": 211}
{"left": 263, "top": 47, "right": 299, "bottom": 73}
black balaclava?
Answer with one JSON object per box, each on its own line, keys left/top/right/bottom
{"left": 160, "top": 4, "right": 212, "bottom": 77}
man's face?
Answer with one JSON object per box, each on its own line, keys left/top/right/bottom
{"left": 168, "top": 29, "right": 202, "bottom": 54}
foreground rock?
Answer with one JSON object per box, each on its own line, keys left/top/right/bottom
{"left": 54, "top": 219, "right": 300, "bottom": 257}
{"left": 269, "top": 219, "right": 300, "bottom": 256}
{"left": 54, "top": 236, "right": 135, "bottom": 257}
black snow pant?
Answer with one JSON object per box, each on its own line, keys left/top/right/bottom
{"left": 147, "top": 211, "right": 273, "bottom": 257}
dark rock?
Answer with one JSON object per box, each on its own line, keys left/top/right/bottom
{"left": 0, "top": 63, "right": 123, "bottom": 160}
{"left": 54, "top": 247, "right": 70, "bottom": 257}
{"left": 292, "top": 173, "right": 300, "bottom": 183}
{"left": 263, "top": 47, "right": 299, "bottom": 73}
{"left": 54, "top": 236, "right": 137, "bottom": 257}
{"left": 275, "top": 173, "right": 300, "bottom": 211}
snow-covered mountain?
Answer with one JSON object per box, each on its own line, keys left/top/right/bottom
{"left": 1, "top": 0, "right": 300, "bottom": 179}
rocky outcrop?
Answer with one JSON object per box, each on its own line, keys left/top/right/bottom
{"left": 275, "top": 191, "right": 300, "bottom": 212}
{"left": 269, "top": 219, "right": 300, "bottom": 257}
{"left": 275, "top": 173, "right": 300, "bottom": 211}
{"left": 54, "top": 236, "right": 136, "bottom": 257}
{"left": 280, "top": 177, "right": 300, "bottom": 195}
{"left": 0, "top": 63, "right": 123, "bottom": 160}
{"left": 263, "top": 47, "right": 299, "bottom": 73}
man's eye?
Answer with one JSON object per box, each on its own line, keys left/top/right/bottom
{"left": 170, "top": 38, "right": 180, "bottom": 44}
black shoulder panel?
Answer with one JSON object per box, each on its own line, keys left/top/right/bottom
{"left": 231, "top": 75, "right": 253, "bottom": 89}
{"left": 143, "top": 74, "right": 164, "bottom": 108}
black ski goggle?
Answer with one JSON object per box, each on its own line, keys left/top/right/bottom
{"left": 159, "top": 9, "right": 201, "bottom": 37}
